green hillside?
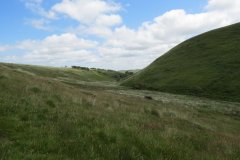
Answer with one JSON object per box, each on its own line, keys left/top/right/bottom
{"left": 122, "top": 23, "right": 240, "bottom": 102}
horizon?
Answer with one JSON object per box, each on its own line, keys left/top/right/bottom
{"left": 1, "top": 0, "right": 240, "bottom": 70}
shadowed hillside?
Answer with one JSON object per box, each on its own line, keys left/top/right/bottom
{"left": 122, "top": 23, "right": 240, "bottom": 102}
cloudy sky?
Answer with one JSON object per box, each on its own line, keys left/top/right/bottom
{"left": 0, "top": 0, "right": 240, "bottom": 70}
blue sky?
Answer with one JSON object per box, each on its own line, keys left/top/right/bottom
{"left": 0, "top": 0, "right": 207, "bottom": 43}
{"left": 0, "top": 0, "right": 239, "bottom": 69}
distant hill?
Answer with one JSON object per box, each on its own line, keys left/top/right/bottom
{"left": 0, "top": 63, "right": 130, "bottom": 82}
{"left": 122, "top": 23, "right": 240, "bottom": 102}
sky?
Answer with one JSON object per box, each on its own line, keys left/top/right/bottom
{"left": 0, "top": 0, "right": 240, "bottom": 70}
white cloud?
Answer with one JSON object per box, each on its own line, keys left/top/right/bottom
{"left": 51, "top": 0, "right": 121, "bottom": 25}
{"left": 19, "top": 33, "right": 97, "bottom": 49}
{"left": 50, "top": 0, "right": 122, "bottom": 37}
{"left": 67, "top": 13, "right": 122, "bottom": 37}
{"left": 206, "top": 0, "right": 240, "bottom": 11}
{"left": 25, "top": 19, "right": 51, "bottom": 31}
{"left": 86, "top": 26, "right": 113, "bottom": 37}
{"left": 95, "top": 14, "right": 122, "bottom": 26}
{"left": 2, "top": 33, "right": 98, "bottom": 66}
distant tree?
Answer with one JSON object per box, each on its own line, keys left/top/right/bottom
{"left": 71, "top": 66, "right": 90, "bottom": 70}
{"left": 125, "top": 71, "right": 134, "bottom": 76}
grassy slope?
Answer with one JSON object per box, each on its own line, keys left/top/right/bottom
{"left": 2, "top": 63, "right": 122, "bottom": 83}
{"left": 122, "top": 23, "right": 240, "bottom": 102}
{"left": 0, "top": 63, "right": 240, "bottom": 159}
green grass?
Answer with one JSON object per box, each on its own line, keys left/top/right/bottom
{"left": 122, "top": 23, "right": 240, "bottom": 102}
{"left": 0, "top": 62, "right": 240, "bottom": 159}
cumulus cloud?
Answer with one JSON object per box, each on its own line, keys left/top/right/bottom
{"left": 51, "top": 0, "right": 121, "bottom": 25}
{"left": 3, "top": 0, "right": 240, "bottom": 69}
{"left": 2, "top": 33, "right": 98, "bottom": 66}
{"left": 50, "top": 0, "right": 122, "bottom": 37}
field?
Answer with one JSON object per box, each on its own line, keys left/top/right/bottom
{"left": 0, "top": 63, "right": 240, "bottom": 160}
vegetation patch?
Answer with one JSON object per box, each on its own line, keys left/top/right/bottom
{"left": 150, "top": 109, "right": 161, "bottom": 118}
{"left": 29, "top": 86, "right": 41, "bottom": 93}
{"left": 46, "top": 100, "right": 56, "bottom": 108}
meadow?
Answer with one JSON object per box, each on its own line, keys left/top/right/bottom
{"left": 0, "top": 63, "right": 240, "bottom": 160}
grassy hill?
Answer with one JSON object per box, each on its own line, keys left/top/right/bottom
{"left": 1, "top": 63, "right": 129, "bottom": 83}
{"left": 0, "top": 62, "right": 240, "bottom": 159}
{"left": 122, "top": 23, "right": 240, "bottom": 102}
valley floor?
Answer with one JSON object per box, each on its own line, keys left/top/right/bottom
{"left": 0, "top": 63, "right": 240, "bottom": 160}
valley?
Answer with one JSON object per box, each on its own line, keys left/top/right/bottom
{"left": 0, "top": 63, "right": 239, "bottom": 159}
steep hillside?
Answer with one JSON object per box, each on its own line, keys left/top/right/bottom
{"left": 122, "top": 23, "right": 240, "bottom": 102}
